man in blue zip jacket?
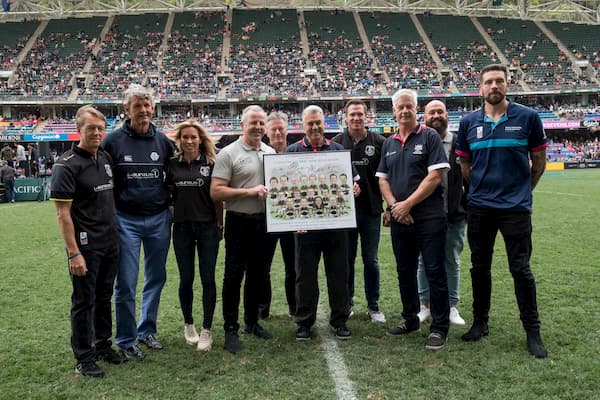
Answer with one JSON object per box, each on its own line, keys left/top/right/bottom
{"left": 103, "top": 84, "right": 175, "bottom": 361}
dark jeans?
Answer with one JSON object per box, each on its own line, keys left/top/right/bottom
{"left": 222, "top": 211, "right": 276, "bottom": 332}
{"left": 295, "top": 230, "right": 350, "bottom": 329}
{"left": 3, "top": 179, "right": 14, "bottom": 202}
{"left": 390, "top": 218, "right": 449, "bottom": 335}
{"left": 262, "top": 232, "right": 296, "bottom": 316}
{"left": 70, "top": 247, "right": 119, "bottom": 362}
{"left": 348, "top": 212, "right": 382, "bottom": 310}
{"left": 172, "top": 222, "right": 219, "bottom": 329}
{"left": 467, "top": 207, "right": 541, "bottom": 331}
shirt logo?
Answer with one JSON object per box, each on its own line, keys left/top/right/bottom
{"left": 413, "top": 144, "right": 423, "bottom": 155}
{"left": 104, "top": 164, "right": 113, "bottom": 177}
{"left": 124, "top": 155, "right": 133, "bottom": 162}
{"left": 200, "top": 166, "right": 210, "bottom": 177}
{"left": 505, "top": 126, "right": 522, "bottom": 131}
{"left": 476, "top": 126, "right": 483, "bottom": 139}
{"left": 365, "top": 145, "right": 375, "bottom": 157}
{"left": 386, "top": 151, "right": 397, "bottom": 157}
{"left": 150, "top": 151, "right": 160, "bottom": 161}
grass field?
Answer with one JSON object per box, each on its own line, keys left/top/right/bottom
{"left": 0, "top": 169, "right": 598, "bottom": 400}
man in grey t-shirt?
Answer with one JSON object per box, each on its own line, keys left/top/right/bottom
{"left": 211, "top": 105, "right": 277, "bottom": 354}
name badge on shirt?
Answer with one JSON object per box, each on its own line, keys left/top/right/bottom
{"left": 80, "top": 232, "right": 88, "bottom": 246}
{"left": 413, "top": 144, "right": 423, "bottom": 155}
{"left": 476, "top": 126, "right": 483, "bottom": 139}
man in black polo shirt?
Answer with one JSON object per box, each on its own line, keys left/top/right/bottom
{"left": 51, "top": 106, "right": 125, "bottom": 377}
{"left": 333, "top": 99, "right": 386, "bottom": 323}
{"left": 376, "top": 89, "right": 451, "bottom": 351}
{"left": 287, "top": 105, "right": 360, "bottom": 341}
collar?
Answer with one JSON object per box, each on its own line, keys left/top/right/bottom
{"left": 441, "top": 131, "right": 453, "bottom": 145}
{"left": 392, "top": 124, "right": 425, "bottom": 143}
{"left": 124, "top": 119, "right": 156, "bottom": 138}
{"left": 301, "top": 136, "right": 331, "bottom": 150}
{"left": 74, "top": 145, "right": 99, "bottom": 159}
{"left": 177, "top": 153, "right": 203, "bottom": 163}
{"left": 345, "top": 127, "right": 369, "bottom": 143}
{"left": 477, "top": 100, "right": 514, "bottom": 122}
{"left": 238, "top": 136, "right": 267, "bottom": 152}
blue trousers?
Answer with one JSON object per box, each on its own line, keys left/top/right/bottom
{"left": 114, "top": 209, "right": 171, "bottom": 349}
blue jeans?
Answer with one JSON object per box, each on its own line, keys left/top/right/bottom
{"left": 417, "top": 218, "right": 466, "bottom": 307}
{"left": 114, "top": 208, "right": 171, "bottom": 349}
{"left": 172, "top": 222, "right": 219, "bottom": 329}
{"left": 391, "top": 218, "right": 449, "bottom": 335}
{"left": 467, "top": 208, "right": 540, "bottom": 331}
{"left": 347, "top": 213, "right": 381, "bottom": 310}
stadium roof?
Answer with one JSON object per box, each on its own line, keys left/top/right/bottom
{"left": 0, "top": 0, "right": 599, "bottom": 23}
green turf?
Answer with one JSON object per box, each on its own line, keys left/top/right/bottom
{"left": 0, "top": 169, "right": 598, "bottom": 399}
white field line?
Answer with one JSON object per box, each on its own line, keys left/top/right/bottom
{"left": 315, "top": 305, "right": 357, "bottom": 400}
{"left": 0, "top": 203, "right": 30, "bottom": 210}
{"left": 536, "top": 190, "right": 585, "bottom": 197}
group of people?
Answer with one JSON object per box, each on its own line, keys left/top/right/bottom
{"left": 50, "top": 63, "right": 549, "bottom": 379}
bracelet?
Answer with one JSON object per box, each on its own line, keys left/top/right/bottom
{"left": 68, "top": 252, "right": 82, "bottom": 260}
{"left": 386, "top": 201, "right": 397, "bottom": 212}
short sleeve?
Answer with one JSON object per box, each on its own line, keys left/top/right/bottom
{"left": 212, "top": 148, "right": 233, "bottom": 181}
{"left": 50, "top": 162, "right": 75, "bottom": 201}
{"left": 375, "top": 138, "right": 390, "bottom": 179}
{"left": 455, "top": 118, "right": 471, "bottom": 159}
{"left": 528, "top": 113, "right": 548, "bottom": 152}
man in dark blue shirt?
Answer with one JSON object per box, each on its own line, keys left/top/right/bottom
{"left": 103, "top": 85, "right": 175, "bottom": 360}
{"left": 456, "top": 64, "right": 548, "bottom": 358}
{"left": 377, "top": 89, "right": 450, "bottom": 351}
{"left": 287, "top": 105, "right": 360, "bottom": 341}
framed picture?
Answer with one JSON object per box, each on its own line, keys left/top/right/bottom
{"left": 264, "top": 150, "right": 357, "bottom": 233}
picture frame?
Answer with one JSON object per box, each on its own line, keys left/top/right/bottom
{"left": 264, "top": 150, "right": 357, "bottom": 233}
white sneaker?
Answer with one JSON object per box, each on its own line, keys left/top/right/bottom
{"left": 418, "top": 305, "right": 431, "bottom": 323}
{"left": 449, "top": 307, "right": 465, "bottom": 326}
{"left": 197, "top": 328, "right": 213, "bottom": 351}
{"left": 184, "top": 324, "right": 199, "bottom": 345}
{"left": 367, "top": 309, "right": 386, "bottom": 323}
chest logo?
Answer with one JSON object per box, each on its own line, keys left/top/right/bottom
{"left": 413, "top": 144, "right": 423, "bottom": 155}
{"left": 104, "top": 164, "right": 113, "bottom": 178}
{"left": 124, "top": 155, "right": 133, "bottom": 162}
{"left": 476, "top": 126, "right": 483, "bottom": 139}
{"left": 200, "top": 166, "right": 210, "bottom": 177}
{"left": 150, "top": 152, "right": 160, "bottom": 161}
{"left": 365, "top": 145, "right": 375, "bottom": 157}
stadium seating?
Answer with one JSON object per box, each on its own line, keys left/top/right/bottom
{"left": 360, "top": 12, "right": 443, "bottom": 95}
{"left": 544, "top": 20, "right": 600, "bottom": 77}
{"left": 158, "top": 11, "right": 224, "bottom": 100}
{"left": 81, "top": 13, "right": 167, "bottom": 100}
{"left": 304, "top": 10, "right": 377, "bottom": 96}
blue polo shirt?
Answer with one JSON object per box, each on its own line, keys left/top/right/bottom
{"left": 376, "top": 125, "right": 450, "bottom": 222}
{"left": 456, "top": 101, "right": 548, "bottom": 211}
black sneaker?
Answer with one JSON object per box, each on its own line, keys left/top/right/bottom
{"left": 331, "top": 324, "right": 352, "bottom": 340}
{"left": 296, "top": 326, "right": 311, "bottom": 341}
{"left": 97, "top": 347, "right": 128, "bottom": 364}
{"left": 526, "top": 330, "right": 548, "bottom": 359}
{"left": 461, "top": 322, "right": 489, "bottom": 342}
{"left": 387, "top": 321, "right": 420, "bottom": 336}
{"left": 75, "top": 361, "right": 105, "bottom": 378}
{"left": 425, "top": 332, "right": 447, "bottom": 351}
{"left": 243, "top": 323, "right": 273, "bottom": 339}
{"left": 139, "top": 334, "right": 163, "bottom": 350}
{"left": 120, "top": 345, "right": 145, "bottom": 361}
{"left": 224, "top": 331, "right": 242, "bottom": 354}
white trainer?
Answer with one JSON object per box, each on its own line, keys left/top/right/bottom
{"left": 418, "top": 305, "right": 431, "bottom": 323}
{"left": 367, "top": 309, "right": 386, "bottom": 323}
{"left": 449, "top": 307, "right": 466, "bottom": 325}
{"left": 184, "top": 324, "right": 199, "bottom": 345}
{"left": 197, "top": 328, "right": 213, "bottom": 351}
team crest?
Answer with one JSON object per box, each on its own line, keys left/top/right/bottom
{"left": 200, "top": 166, "right": 210, "bottom": 177}
{"left": 104, "top": 164, "right": 113, "bottom": 177}
{"left": 150, "top": 151, "right": 159, "bottom": 161}
{"left": 476, "top": 126, "right": 483, "bottom": 138}
{"left": 365, "top": 145, "right": 375, "bottom": 157}
{"left": 413, "top": 144, "right": 423, "bottom": 155}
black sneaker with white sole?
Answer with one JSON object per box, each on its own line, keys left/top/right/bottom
{"left": 296, "top": 326, "right": 311, "bottom": 341}
{"left": 425, "top": 332, "right": 447, "bottom": 351}
{"left": 139, "top": 334, "right": 163, "bottom": 349}
{"left": 331, "top": 324, "right": 352, "bottom": 340}
{"left": 120, "top": 344, "right": 145, "bottom": 361}
{"left": 387, "top": 320, "right": 420, "bottom": 336}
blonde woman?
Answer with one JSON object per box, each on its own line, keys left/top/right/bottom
{"left": 166, "top": 119, "right": 222, "bottom": 351}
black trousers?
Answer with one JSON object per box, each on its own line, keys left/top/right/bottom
{"left": 70, "top": 247, "right": 119, "bottom": 362}
{"left": 467, "top": 207, "right": 541, "bottom": 331}
{"left": 222, "top": 211, "right": 276, "bottom": 332}
{"left": 295, "top": 230, "right": 350, "bottom": 329}
{"left": 261, "top": 232, "right": 296, "bottom": 316}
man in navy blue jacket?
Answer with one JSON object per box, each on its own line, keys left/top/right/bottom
{"left": 103, "top": 85, "right": 175, "bottom": 361}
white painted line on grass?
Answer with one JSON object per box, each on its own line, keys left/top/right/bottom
{"left": 315, "top": 305, "right": 357, "bottom": 400}
{"left": 0, "top": 203, "right": 29, "bottom": 210}
{"left": 536, "top": 190, "right": 585, "bottom": 197}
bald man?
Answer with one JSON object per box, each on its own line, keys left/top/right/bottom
{"left": 416, "top": 100, "right": 467, "bottom": 327}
